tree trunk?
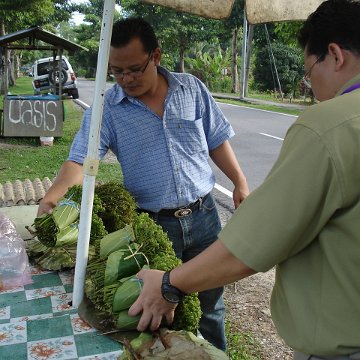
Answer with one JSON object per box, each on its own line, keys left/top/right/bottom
{"left": 9, "top": 50, "right": 16, "bottom": 87}
{"left": 0, "top": 19, "right": 7, "bottom": 95}
{"left": 231, "top": 27, "right": 239, "bottom": 93}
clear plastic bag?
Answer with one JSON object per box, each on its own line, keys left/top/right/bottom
{"left": 0, "top": 212, "right": 32, "bottom": 290}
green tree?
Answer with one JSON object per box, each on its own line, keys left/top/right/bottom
{"left": 274, "top": 21, "right": 304, "bottom": 46}
{"left": 120, "top": 0, "right": 222, "bottom": 72}
{"left": 253, "top": 41, "right": 303, "bottom": 96}
{"left": 68, "top": 0, "right": 121, "bottom": 77}
{"left": 0, "top": 0, "right": 75, "bottom": 93}
{"left": 185, "top": 44, "right": 231, "bottom": 91}
{"left": 219, "top": 0, "right": 244, "bottom": 93}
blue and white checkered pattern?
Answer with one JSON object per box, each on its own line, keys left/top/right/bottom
{"left": 69, "top": 67, "right": 234, "bottom": 212}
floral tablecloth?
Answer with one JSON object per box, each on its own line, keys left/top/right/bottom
{"left": 0, "top": 266, "right": 123, "bottom": 360}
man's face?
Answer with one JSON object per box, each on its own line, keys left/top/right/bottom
{"left": 303, "top": 49, "right": 338, "bottom": 102}
{"left": 109, "top": 38, "right": 159, "bottom": 98}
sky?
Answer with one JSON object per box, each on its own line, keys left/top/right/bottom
{"left": 69, "top": 0, "right": 121, "bottom": 25}
{"left": 69, "top": 0, "right": 87, "bottom": 25}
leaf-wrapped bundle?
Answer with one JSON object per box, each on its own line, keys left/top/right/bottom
{"left": 97, "top": 225, "right": 135, "bottom": 258}
{"left": 32, "top": 199, "right": 80, "bottom": 247}
{"left": 104, "top": 244, "right": 147, "bottom": 286}
{"left": 27, "top": 239, "right": 96, "bottom": 271}
{"left": 115, "top": 310, "right": 141, "bottom": 330}
{"left": 112, "top": 276, "right": 143, "bottom": 313}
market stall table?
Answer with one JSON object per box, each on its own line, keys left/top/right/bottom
{"left": 0, "top": 266, "right": 123, "bottom": 360}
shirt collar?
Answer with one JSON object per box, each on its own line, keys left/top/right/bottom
{"left": 108, "top": 66, "right": 188, "bottom": 105}
{"left": 336, "top": 73, "right": 360, "bottom": 97}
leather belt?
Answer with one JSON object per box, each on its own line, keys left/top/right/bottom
{"left": 139, "top": 193, "right": 210, "bottom": 218}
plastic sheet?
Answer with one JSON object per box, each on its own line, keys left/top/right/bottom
{"left": 0, "top": 212, "right": 32, "bottom": 290}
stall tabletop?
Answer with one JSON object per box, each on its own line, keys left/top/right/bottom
{"left": 0, "top": 266, "right": 123, "bottom": 360}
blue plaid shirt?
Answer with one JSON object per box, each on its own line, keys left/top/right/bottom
{"left": 68, "top": 67, "right": 234, "bottom": 212}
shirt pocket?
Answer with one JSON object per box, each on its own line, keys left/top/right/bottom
{"left": 171, "top": 117, "right": 207, "bottom": 155}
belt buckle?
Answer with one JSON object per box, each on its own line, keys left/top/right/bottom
{"left": 174, "top": 208, "right": 192, "bottom": 218}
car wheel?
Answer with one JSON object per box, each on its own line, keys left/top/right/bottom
{"left": 71, "top": 88, "right": 79, "bottom": 99}
{"left": 49, "top": 68, "right": 68, "bottom": 85}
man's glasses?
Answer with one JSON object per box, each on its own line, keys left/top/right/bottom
{"left": 110, "top": 51, "right": 153, "bottom": 80}
{"left": 302, "top": 54, "right": 325, "bottom": 88}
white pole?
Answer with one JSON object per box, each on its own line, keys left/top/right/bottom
{"left": 72, "top": 0, "right": 116, "bottom": 308}
{"left": 240, "top": 8, "right": 248, "bottom": 100}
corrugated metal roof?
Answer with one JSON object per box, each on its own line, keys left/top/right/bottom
{"left": 0, "top": 178, "right": 53, "bottom": 207}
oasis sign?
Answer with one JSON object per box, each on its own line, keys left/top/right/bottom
{"left": 2, "top": 96, "right": 64, "bottom": 137}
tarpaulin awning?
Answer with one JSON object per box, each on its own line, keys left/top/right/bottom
{"left": 143, "top": 0, "right": 326, "bottom": 23}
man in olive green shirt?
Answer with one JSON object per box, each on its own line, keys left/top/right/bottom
{"left": 129, "top": 1, "right": 360, "bottom": 358}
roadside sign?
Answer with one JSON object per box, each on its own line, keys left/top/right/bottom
{"left": 1, "top": 94, "right": 64, "bottom": 137}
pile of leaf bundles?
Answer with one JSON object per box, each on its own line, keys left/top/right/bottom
{"left": 85, "top": 212, "right": 201, "bottom": 334}
{"left": 119, "top": 328, "right": 229, "bottom": 360}
{"left": 27, "top": 184, "right": 107, "bottom": 270}
{"left": 65, "top": 184, "right": 108, "bottom": 243}
{"left": 32, "top": 199, "right": 80, "bottom": 247}
{"left": 26, "top": 238, "right": 96, "bottom": 271}
{"left": 85, "top": 226, "right": 147, "bottom": 310}
{"left": 95, "top": 182, "right": 137, "bottom": 233}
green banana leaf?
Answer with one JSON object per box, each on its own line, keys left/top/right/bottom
{"left": 99, "top": 224, "right": 135, "bottom": 259}
{"left": 115, "top": 310, "right": 141, "bottom": 330}
{"left": 112, "top": 276, "right": 143, "bottom": 313}
{"left": 52, "top": 199, "right": 80, "bottom": 230}
{"left": 104, "top": 244, "right": 146, "bottom": 286}
{"left": 54, "top": 223, "right": 79, "bottom": 247}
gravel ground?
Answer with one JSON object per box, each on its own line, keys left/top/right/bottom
{"left": 224, "top": 271, "right": 293, "bottom": 359}
{"left": 216, "top": 197, "right": 293, "bottom": 359}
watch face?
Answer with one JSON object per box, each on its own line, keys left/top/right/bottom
{"left": 163, "top": 291, "right": 180, "bottom": 303}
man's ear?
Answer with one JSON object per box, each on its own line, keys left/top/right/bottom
{"left": 328, "top": 43, "right": 344, "bottom": 71}
{"left": 153, "top": 47, "right": 161, "bottom": 66}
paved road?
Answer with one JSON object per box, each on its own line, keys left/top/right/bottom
{"left": 75, "top": 79, "right": 298, "bottom": 221}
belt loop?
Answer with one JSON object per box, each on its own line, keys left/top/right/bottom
{"left": 199, "top": 195, "right": 203, "bottom": 209}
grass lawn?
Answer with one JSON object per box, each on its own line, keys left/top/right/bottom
{"left": 215, "top": 97, "right": 303, "bottom": 116}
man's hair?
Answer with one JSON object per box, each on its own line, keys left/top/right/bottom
{"left": 111, "top": 17, "right": 159, "bottom": 53}
{"left": 298, "top": 0, "right": 360, "bottom": 57}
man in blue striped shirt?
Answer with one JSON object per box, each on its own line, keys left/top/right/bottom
{"left": 38, "top": 18, "right": 249, "bottom": 351}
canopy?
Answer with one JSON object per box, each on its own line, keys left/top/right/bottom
{"left": 0, "top": 26, "right": 87, "bottom": 53}
{"left": 143, "top": 0, "right": 325, "bottom": 22}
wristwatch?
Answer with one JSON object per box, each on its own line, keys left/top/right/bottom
{"left": 161, "top": 271, "right": 185, "bottom": 303}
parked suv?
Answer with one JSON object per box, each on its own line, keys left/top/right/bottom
{"left": 32, "top": 56, "right": 79, "bottom": 99}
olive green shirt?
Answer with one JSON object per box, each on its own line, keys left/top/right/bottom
{"left": 220, "top": 74, "right": 360, "bottom": 356}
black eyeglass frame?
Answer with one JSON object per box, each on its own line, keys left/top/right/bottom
{"left": 110, "top": 51, "right": 153, "bottom": 80}
{"left": 303, "top": 53, "right": 326, "bottom": 81}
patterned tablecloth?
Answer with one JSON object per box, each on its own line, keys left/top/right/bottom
{"left": 0, "top": 266, "right": 123, "bottom": 360}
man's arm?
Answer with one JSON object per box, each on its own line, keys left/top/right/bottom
{"left": 209, "top": 140, "right": 250, "bottom": 208}
{"left": 129, "top": 239, "right": 255, "bottom": 331}
{"left": 37, "top": 160, "right": 84, "bottom": 215}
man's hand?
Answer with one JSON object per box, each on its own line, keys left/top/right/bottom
{"left": 233, "top": 183, "right": 250, "bottom": 209}
{"left": 37, "top": 199, "right": 56, "bottom": 216}
{"left": 129, "top": 269, "right": 177, "bottom": 331}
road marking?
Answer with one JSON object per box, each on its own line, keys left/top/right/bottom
{"left": 260, "top": 132, "right": 284, "bottom": 141}
{"left": 214, "top": 183, "right": 233, "bottom": 198}
{"left": 217, "top": 102, "right": 298, "bottom": 117}
{"left": 74, "top": 99, "right": 90, "bottom": 109}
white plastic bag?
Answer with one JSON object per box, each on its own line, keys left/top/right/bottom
{"left": 0, "top": 212, "right": 32, "bottom": 290}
